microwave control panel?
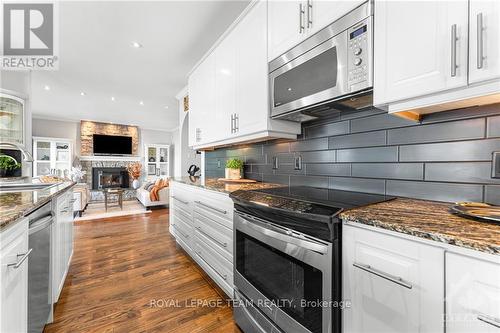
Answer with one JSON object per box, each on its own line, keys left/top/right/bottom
{"left": 348, "top": 17, "right": 372, "bottom": 91}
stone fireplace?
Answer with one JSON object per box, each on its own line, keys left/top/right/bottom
{"left": 92, "top": 167, "right": 129, "bottom": 190}
{"left": 80, "top": 159, "right": 138, "bottom": 202}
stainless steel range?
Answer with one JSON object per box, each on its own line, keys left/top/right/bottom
{"left": 230, "top": 187, "right": 395, "bottom": 333}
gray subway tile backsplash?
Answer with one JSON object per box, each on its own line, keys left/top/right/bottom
{"left": 205, "top": 105, "right": 500, "bottom": 203}
{"left": 386, "top": 180, "right": 483, "bottom": 203}
{"left": 399, "top": 139, "right": 500, "bottom": 162}
{"left": 306, "top": 163, "right": 351, "bottom": 177}
{"left": 387, "top": 118, "right": 485, "bottom": 145}
{"left": 351, "top": 163, "right": 424, "bottom": 180}
{"left": 337, "top": 146, "right": 398, "bottom": 163}
{"left": 329, "top": 130, "right": 386, "bottom": 149}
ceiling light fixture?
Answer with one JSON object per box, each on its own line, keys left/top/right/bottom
{"left": 164, "top": 106, "right": 169, "bottom": 109}
{"left": 139, "top": 101, "right": 144, "bottom": 106}
{"left": 44, "top": 85, "right": 50, "bottom": 91}
{"left": 131, "top": 41, "right": 143, "bottom": 48}
{"left": 111, "top": 96, "right": 115, "bottom": 101}
{"left": 80, "top": 92, "right": 86, "bottom": 96}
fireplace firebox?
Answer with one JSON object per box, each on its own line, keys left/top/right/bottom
{"left": 92, "top": 167, "right": 129, "bottom": 190}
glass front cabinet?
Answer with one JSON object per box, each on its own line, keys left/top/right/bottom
{"left": 33, "top": 137, "right": 72, "bottom": 177}
{"left": 144, "top": 144, "right": 170, "bottom": 181}
{"left": 0, "top": 93, "right": 25, "bottom": 145}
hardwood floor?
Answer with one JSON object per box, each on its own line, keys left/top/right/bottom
{"left": 44, "top": 209, "right": 242, "bottom": 333}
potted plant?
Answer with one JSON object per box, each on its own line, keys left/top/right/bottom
{"left": 225, "top": 158, "right": 243, "bottom": 180}
{"left": 127, "top": 162, "right": 142, "bottom": 189}
{"left": 0, "top": 154, "right": 21, "bottom": 177}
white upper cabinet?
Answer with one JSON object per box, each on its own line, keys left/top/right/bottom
{"left": 268, "top": 0, "right": 304, "bottom": 61}
{"left": 234, "top": 1, "right": 269, "bottom": 136}
{"left": 268, "top": 0, "right": 364, "bottom": 61}
{"left": 309, "top": 0, "right": 364, "bottom": 36}
{"left": 188, "top": 52, "right": 216, "bottom": 147}
{"left": 188, "top": 0, "right": 300, "bottom": 150}
{"left": 446, "top": 252, "right": 500, "bottom": 333}
{"left": 374, "top": 0, "right": 469, "bottom": 105}
{"left": 469, "top": 0, "right": 500, "bottom": 84}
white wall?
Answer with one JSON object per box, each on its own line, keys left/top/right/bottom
{"left": 32, "top": 118, "right": 81, "bottom": 160}
{"left": 139, "top": 128, "right": 172, "bottom": 156}
{"left": 1, "top": 70, "right": 33, "bottom": 177}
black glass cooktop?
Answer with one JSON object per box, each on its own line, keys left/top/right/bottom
{"left": 230, "top": 186, "right": 395, "bottom": 241}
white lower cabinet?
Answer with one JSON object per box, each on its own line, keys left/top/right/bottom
{"left": 0, "top": 219, "right": 29, "bottom": 333}
{"left": 52, "top": 189, "right": 74, "bottom": 303}
{"left": 343, "top": 224, "right": 445, "bottom": 333}
{"left": 446, "top": 253, "right": 500, "bottom": 332}
{"left": 169, "top": 181, "right": 234, "bottom": 297}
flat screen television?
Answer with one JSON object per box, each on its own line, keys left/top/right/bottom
{"left": 93, "top": 134, "right": 133, "bottom": 155}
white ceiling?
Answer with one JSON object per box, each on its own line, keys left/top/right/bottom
{"left": 31, "top": 1, "right": 249, "bottom": 131}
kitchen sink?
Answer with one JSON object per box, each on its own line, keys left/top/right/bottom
{"left": 0, "top": 183, "right": 60, "bottom": 193}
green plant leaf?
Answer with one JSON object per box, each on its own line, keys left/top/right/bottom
{"left": 0, "top": 155, "right": 21, "bottom": 171}
{"left": 225, "top": 158, "right": 243, "bottom": 169}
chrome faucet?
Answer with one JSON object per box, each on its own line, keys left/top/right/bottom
{"left": 0, "top": 142, "right": 33, "bottom": 162}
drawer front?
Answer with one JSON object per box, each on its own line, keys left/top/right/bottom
{"left": 194, "top": 190, "right": 233, "bottom": 223}
{"left": 172, "top": 215, "right": 193, "bottom": 246}
{"left": 171, "top": 183, "right": 195, "bottom": 211}
{"left": 343, "top": 224, "right": 444, "bottom": 333}
{"left": 447, "top": 252, "right": 500, "bottom": 333}
{"left": 194, "top": 212, "right": 232, "bottom": 258}
{"left": 172, "top": 206, "right": 193, "bottom": 226}
{"left": 194, "top": 235, "right": 233, "bottom": 289}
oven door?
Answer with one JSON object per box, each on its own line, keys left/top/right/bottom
{"left": 234, "top": 211, "right": 333, "bottom": 333}
{"left": 269, "top": 30, "right": 348, "bottom": 119}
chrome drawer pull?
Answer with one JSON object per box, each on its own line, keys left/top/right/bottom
{"left": 172, "top": 196, "right": 189, "bottom": 205}
{"left": 477, "top": 12, "right": 484, "bottom": 69}
{"left": 477, "top": 314, "right": 500, "bottom": 328}
{"left": 353, "top": 262, "right": 412, "bottom": 289}
{"left": 194, "top": 201, "right": 227, "bottom": 215}
{"left": 196, "top": 250, "right": 227, "bottom": 281}
{"left": 8, "top": 248, "right": 33, "bottom": 269}
{"left": 173, "top": 225, "right": 189, "bottom": 239}
{"left": 450, "top": 24, "right": 458, "bottom": 77}
{"left": 195, "top": 226, "right": 228, "bottom": 248}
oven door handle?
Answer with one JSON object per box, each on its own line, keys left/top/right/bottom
{"left": 238, "top": 214, "right": 328, "bottom": 255}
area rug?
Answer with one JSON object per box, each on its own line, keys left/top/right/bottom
{"left": 75, "top": 200, "right": 152, "bottom": 221}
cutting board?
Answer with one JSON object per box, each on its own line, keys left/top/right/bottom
{"left": 217, "top": 178, "right": 257, "bottom": 183}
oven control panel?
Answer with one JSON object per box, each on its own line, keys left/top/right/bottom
{"left": 347, "top": 17, "right": 372, "bottom": 91}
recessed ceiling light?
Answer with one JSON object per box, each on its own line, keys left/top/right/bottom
{"left": 44, "top": 85, "right": 50, "bottom": 91}
{"left": 131, "top": 41, "right": 143, "bottom": 48}
{"left": 139, "top": 101, "right": 144, "bottom": 106}
{"left": 80, "top": 92, "right": 86, "bottom": 96}
{"left": 164, "top": 106, "right": 169, "bottom": 109}
{"left": 111, "top": 96, "right": 115, "bottom": 101}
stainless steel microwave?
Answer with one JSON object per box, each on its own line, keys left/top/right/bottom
{"left": 269, "top": 1, "right": 373, "bottom": 122}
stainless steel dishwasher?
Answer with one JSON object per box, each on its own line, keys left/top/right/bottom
{"left": 27, "top": 202, "right": 54, "bottom": 333}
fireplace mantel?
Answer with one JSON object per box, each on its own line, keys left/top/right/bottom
{"left": 80, "top": 155, "right": 141, "bottom": 162}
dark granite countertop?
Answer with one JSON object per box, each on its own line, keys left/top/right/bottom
{"left": 170, "top": 177, "right": 284, "bottom": 194}
{"left": 340, "top": 198, "right": 500, "bottom": 255}
{"left": 0, "top": 181, "right": 76, "bottom": 230}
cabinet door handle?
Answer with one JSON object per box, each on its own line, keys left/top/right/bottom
{"left": 450, "top": 24, "right": 458, "bottom": 77}
{"left": 353, "top": 262, "right": 413, "bottom": 289}
{"left": 234, "top": 114, "right": 239, "bottom": 133}
{"left": 8, "top": 248, "right": 33, "bottom": 269}
{"left": 299, "top": 3, "right": 305, "bottom": 33}
{"left": 172, "top": 196, "right": 189, "bottom": 205}
{"left": 195, "top": 225, "right": 228, "bottom": 248}
{"left": 306, "top": 0, "right": 312, "bottom": 28}
{"left": 477, "top": 314, "right": 500, "bottom": 328}
{"left": 194, "top": 200, "right": 227, "bottom": 215}
{"left": 477, "top": 12, "right": 484, "bottom": 69}
{"left": 230, "top": 114, "right": 235, "bottom": 133}
{"left": 196, "top": 250, "right": 227, "bottom": 281}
